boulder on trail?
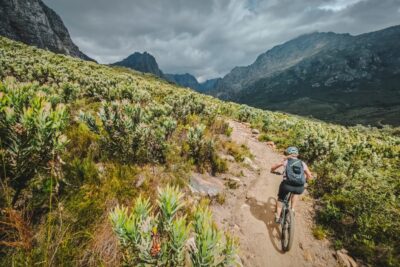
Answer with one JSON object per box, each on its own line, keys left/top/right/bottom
{"left": 219, "top": 154, "right": 235, "bottom": 162}
{"left": 243, "top": 157, "right": 259, "bottom": 171}
{"left": 251, "top": 128, "right": 260, "bottom": 135}
{"left": 266, "top": 141, "right": 276, "bottom": 149}
{"left": 335, "top": 249, "right": 358, "bottom": 267}
{"left": 189, "top": 173, "right": 224, "bottom": 197}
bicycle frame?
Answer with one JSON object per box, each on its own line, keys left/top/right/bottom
{"left": 280, "top": 192, "right": 292, "bottom": 222}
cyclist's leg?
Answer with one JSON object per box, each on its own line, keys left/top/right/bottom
{"left": 276, "top": 201, "right": 283, "bottom": 221}
{"left": 291, "top": 194, "right": 299, "bottom": 211}
{"left": 288, "top": 185, "right": 305, "bottom": 212}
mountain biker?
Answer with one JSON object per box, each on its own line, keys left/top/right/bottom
{"left": 270, "top": 146, "right": 313, "bottom": 223}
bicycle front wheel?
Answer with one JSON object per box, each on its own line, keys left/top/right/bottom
{"left": 281, "top": 209, "right": 295, "bottom": 252}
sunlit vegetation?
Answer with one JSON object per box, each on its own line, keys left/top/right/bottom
{"left": 110, "top": 186, "right": 238, "bottom": 266}
{"left": 0, "top": 37, "right": 399, "bottom": 266}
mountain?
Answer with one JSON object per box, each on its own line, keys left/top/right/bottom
{"left": 112, "top": 53, "right": 220, "bottom": 92}
{"left": 165, "top": 73, "right": 221, "bottom": 92}
{"left": 165, "top": 73, "right": 199, "bottom": 89}
{"left": 209, "top": 25, "right": 400, "bottom": 126}
{"left": 198, "top": 78, "right": 221, "bottom": 92}
{"left": 112, "top": 52, "right": 164, "bottom": 77}
{"left": 0, "top": 0, "right": 93, "bottom": 61}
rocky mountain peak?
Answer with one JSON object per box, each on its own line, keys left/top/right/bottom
{"left": 112, "top": 51, "right": 164, "bottom": 77}
{"left": 209, "top": 25, "right": 400, "bottom": 126}
{"left": 0, "top": 0, "right": 93, "bottom": 61}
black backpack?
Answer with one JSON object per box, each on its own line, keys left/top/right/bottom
{"left": 285, "top": 158, "right": 306, "bottom": 186}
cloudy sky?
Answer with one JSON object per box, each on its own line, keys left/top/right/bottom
{"left": 43, "top": 0, "right": 400, "bottom": 81}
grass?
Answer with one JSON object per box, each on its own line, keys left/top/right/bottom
{"left": 312, "top": 225, "right": 329, "bottom": 240}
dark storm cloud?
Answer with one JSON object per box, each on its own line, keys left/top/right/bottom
{"left": 43, "top": 0, "right": 400, "bottom": 81}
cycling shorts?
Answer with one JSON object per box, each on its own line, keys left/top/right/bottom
{"left": 277, "top": 180, "right": 305, "bottom": 202}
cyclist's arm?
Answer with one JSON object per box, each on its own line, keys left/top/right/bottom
{"left": 304, "top": 166, "right": 313, "bottom": 181}
{"left": 270, "top": 162, "right": 283, "bottom": 173}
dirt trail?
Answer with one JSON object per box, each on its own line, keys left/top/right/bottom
{"left": 212, "top": 120, "right": 338, "bottom": 267}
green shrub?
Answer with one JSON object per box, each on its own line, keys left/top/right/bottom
{"left": 187, "top": 124, "right": 226, "bottom": 174}
{"left": 237, "top": 106, "right": 253, "bottom": 122}
{"left": 222, "top": 141, "right": 252, "bottom": 162}
{"left": 80, "top": 101, "right": 176, "bottom": 164}
{"left": 0, "top": 79, "right": 68, "bottom": 204}
{"left": 312, "top": 225, "right": 328, "bottom": 240}
{"left": 211, "top": 118, "right": 231, "bottom": 137}
{"left": 110, "top": 185, "right": 238, "bottom": 266}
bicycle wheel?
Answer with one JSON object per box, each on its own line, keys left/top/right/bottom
{"left": 281, "top": 208, "right": 295, "bottom": 252}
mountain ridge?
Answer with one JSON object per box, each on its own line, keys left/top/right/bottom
{"left": 208, "top": 25, "right": 400, "bottom": 126}
{"left": 165, "top": 73, "right": 221, "bottom": 92}
{"left": 112, "top": 52, "right": 220, "bottom": 92}
{"left": 112, "top": 51, "right": 164, "bottom": 77}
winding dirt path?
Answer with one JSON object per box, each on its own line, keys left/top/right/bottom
{"left": 212, "top": 120, "right": 338, "bottom": 267}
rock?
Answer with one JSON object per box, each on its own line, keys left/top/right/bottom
{"left": 240, "top": 203, "right": 250, "bottom": 209}
{"left": 243, "top": 157, "right": 259, "bottom": 171}
{"left": 299, "top": 242, "right": 304, "bottom": 250}
{"left": 135, "top": 174, "right": 146, "bottom": 188}
{"left": 226, "top": 177, "right": 241, "bottom": 183}
{"left": 266, "top": 141, "right": 276, "bottom": 149}
{"left": 303, "top": 249, "right": 313, "bottom": 262}
{"left": 243, "top": 157, "right": 252, "bottom": 165}
{"left": 185, "top": 236, "right": 196, "bottom": 252}
{"left": 0, "top": 0, "right": 93, "bottom": 61}
{"left": 251, "top": 128, "right": 260, "bottom": 135}
{"left": 232, "top": 255, "right": 244, "bottom": 267}
{"left": 96, "top": 163, "right": 105, "bottom": 174}
{"left": 335, "top": 250, "right": 358, "bottom": 267}
{"left": 220, "top": 154, "right": 235, "bottom": 162}
{"left": 189, "top": 173, "right": 223, "bottom": 197}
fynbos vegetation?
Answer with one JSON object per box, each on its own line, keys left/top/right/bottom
{"left": 109, "top": 186, "right": 238, "bottom": 266}
{"left": 0, "top": 36, "right": 399, "bottom": 266}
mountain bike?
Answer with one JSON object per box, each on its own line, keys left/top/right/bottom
{"left": 280, "top": 192, "right": 295, "bottom": 252}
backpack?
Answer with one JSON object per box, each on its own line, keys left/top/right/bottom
{"left": 285, "top": 158, "right": 306, "bottom": 186}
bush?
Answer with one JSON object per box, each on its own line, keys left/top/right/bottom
{"left": 237, "top": 106, "right": 253, "bottom": 122}
{"left": 109, "top": 185, "right": 239, "bottom": 266}
{"left": 187, "top": 124, "right": 226, "bottom": 174}
{"left": 0, "top": 79, "right": 68, "bottom": 204}
{"left": 80, "top": 101, "right": 176, "bottom": 164}
{"left": 222, "top": 141, "right": 252, "bottom": 162}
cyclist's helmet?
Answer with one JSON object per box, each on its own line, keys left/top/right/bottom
{"left": 286, "top": 146, "right": 299, "bottom": 155}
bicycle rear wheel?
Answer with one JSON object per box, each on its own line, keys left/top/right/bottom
{"left": 281, "top": 208, "right": 295, "bottom": 252}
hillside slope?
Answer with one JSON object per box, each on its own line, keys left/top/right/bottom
{"left": 210, "top": 25, "right": 400, "bottom": 126}
{"left": 0, "top": 37, "right": 399, "bottom": 267}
